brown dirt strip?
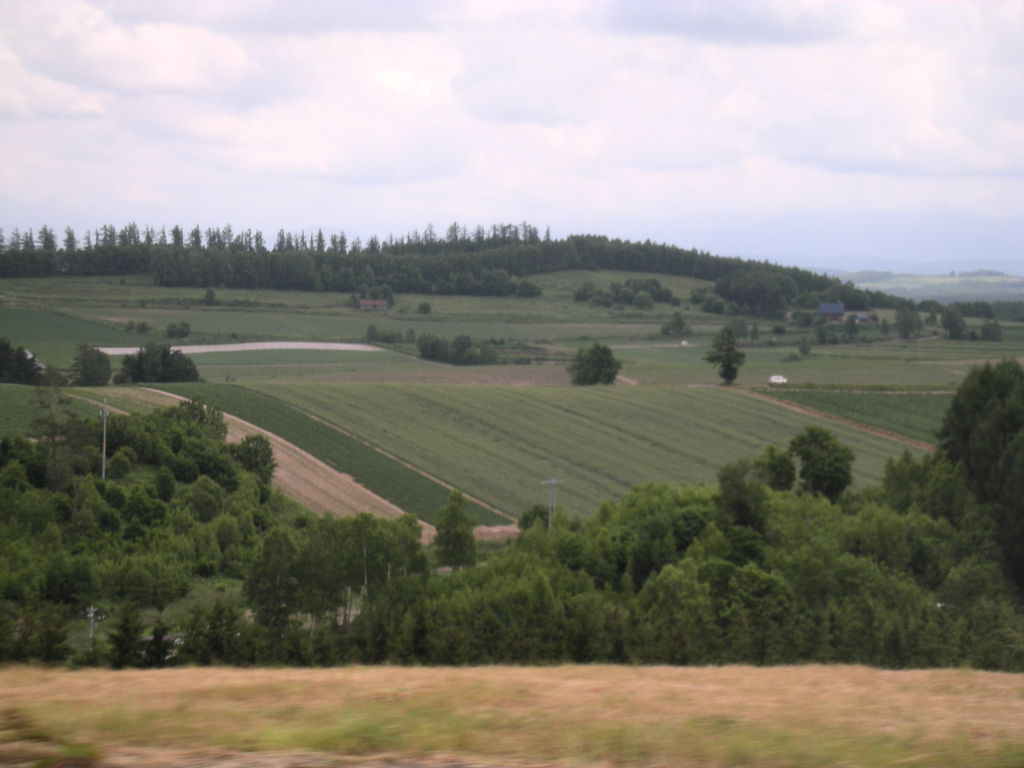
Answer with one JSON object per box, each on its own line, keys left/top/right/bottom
{"left": 124, "top": 389, "right": 436, "bottom": 542}
{"left": 736, "top": 387, "right": 937, "bottom": 452}
{"left": 277, "top": 402, "right": 517, "bottom": 525}
{"left": 71, "top": 388, "right": 513, "bottom": 542}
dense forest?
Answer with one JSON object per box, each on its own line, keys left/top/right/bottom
{"left": 2, "top": 361, "right": 1023, "bottom": 669}
{"left": 0, "top": 222, "right": 914, "bottom": 317}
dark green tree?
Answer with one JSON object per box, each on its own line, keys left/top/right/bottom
{"left": 245, "top": 526, "right": 300, "bottom": 633}
{"left": 120, "top": 343, "right": 199, "bottom": 383}
{"left": 704, "top": 326, "right": 745, "bottom": 384}
{"left": 941, "top": 307, "right": 967, "bottom": 340}
{"left": 788, "top": 426, "right": 854, "bottom": 502}
{"left": 660, "top": 311, "right": 690, "bottom": 337}
{"left": 980, "top": 320, "right": 1003, "bottom": 341}
{"left": 895, "top": 308, "right": 923, "bottom": 338}
{"left": 754, "top": 445, "right": 796, "bottom": 491}
{"left": 937, "top": 359, "right": 1024, "bottom": 591}
{"left": 70, "top": 345, "right": 111, "bottom": 386}
{"left": 568, "top": 343, "right": 621, "bottom": 385}
{"left": 435, "top": 490, "right": 476, "bottom": 568}
{"left": 107, "top": 602, "right": 145, "bottom": 669}
{"left": 229, "top": 434, "right": 276, "bottom": 484}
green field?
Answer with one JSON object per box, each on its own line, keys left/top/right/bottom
{"left": 0, "top": 383, "right": 98, "bottom": 436}
{"left": 3, "top": 272, "right": 1018, "bottom": 523}
{"left": 144, "top": 382, "right": 504, "bottom": 525}
{"left": 252, "top": 381, "right": 928, "bottom": 517}
{"left": 766, "top": 390, "right": 954, "bottom": 444}
{"left": 0, "top": 307, "right": 133, "bottom": 368}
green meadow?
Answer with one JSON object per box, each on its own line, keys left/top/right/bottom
{"left": 2, "top": 272, "right": 1018, "bottom": 522}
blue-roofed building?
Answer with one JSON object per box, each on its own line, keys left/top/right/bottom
{"left": 817, "top": 302, "right": 845, "bottom": 321}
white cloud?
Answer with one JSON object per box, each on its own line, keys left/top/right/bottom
{"left": 3, "top": 0, "right": 256, "bottom": 94}
{"left": 0, "top": 0, "right": 1021, "bottom": 267}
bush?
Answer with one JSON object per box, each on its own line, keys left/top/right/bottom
{"left": 108, "top": 446, "right": 136, "bottom": 479}
{"left": 516, "top": 281, "right": 541, "bottom": 298}
{"left": 121, "top": 343, "right": 199, "bottom": 383}
{"left": 166, "top": 321, "right": 191, "bottom": 339}
{"left": 568, "top": 344, "right": 621, "bottom": 385}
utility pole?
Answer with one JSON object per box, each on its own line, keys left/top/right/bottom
{"left": 542, "top": 478, "right": 561, "bottom": 529}
{"left": 99, "top": 400, "right": 109, "bottom": 480}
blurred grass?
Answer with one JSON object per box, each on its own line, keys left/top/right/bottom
{"left": 3, "top": 665, "right": 1023, "bottom": 767}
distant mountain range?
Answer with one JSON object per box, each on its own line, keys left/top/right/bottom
{"left": 832, "top": 270, "right": 1024, "bottom": 303}
{"left": 693, "top": 210, "right": 1023, "bottom": 277}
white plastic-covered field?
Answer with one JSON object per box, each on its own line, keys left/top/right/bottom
{"left": 97, "top": 342, "right": 381, "bottom": 355}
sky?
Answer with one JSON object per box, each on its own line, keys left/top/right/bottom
{"left": 1, "top": 0, "right": 1022, "bottom": 273}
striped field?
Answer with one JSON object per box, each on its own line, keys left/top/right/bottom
{"left": 254, "top": 381, "right": 928, "bottom": 517}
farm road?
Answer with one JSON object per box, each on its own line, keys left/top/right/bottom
{"left": 118, "top": 389, "right": 516, "bottom": 540}
{"left": 277, "top": 402, "right": 518, "bottom": 533}
{"left": 125, "top": 389, "right": 436, "bottom": 541}
{"left": 737, "top": 387, "right": 937, "bottom": 452}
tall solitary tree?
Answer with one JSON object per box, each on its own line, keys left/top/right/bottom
{"left": 704, "top": 326, "right": 745, "bottom": 384}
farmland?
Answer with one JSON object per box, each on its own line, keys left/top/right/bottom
{"left": 69, "top": 383, "right": 504, "bottom": 525}
{"left": 2, "top": 271, "right": 1020, "bottom": 523}
{"left": 0, "top": 382, "right": 97, "bottom": 435}
{"left": 254, "top": 381, "right": 929, "bottom": 516}
{"left": 765, "top": 390, "right": 955, "bottom": 444}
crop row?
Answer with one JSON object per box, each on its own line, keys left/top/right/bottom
{"left": 154, "top": 383, "right": 503, "bottom": 525}
{"left": 257, "top": 382, "right": 926, "bottom": 517}
{"left": 764, "top": 390, "right": 952, "bottom": 444}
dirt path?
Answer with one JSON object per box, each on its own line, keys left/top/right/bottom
{"left": 108, "top": 388, "right": 517, "bottom": 540}
{"left": 119, "top": 389, "right": 437, "bottom": 542}
{"left": 737, "top": 388, "right": 937, "bottom": 452}
{"left": 285, "top": 405, "right": 516, "bottom": 524}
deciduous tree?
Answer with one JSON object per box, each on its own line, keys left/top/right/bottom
{"left": 704, "top": 326, "right": 745, "bottom": 384}
{"left": 435, "top": 490, "right": 476, "bottom": 568}
{"left": 568, "top": 343, "right": 621, "bottom": 385}
{"left": 70, "top": 345, "right": 111, "bottom": 386}
{"left": 788, "top": 426, "right": 854, "bottom": 502}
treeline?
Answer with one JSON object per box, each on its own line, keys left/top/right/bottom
{"left": 3, "top": 361, "right": 1024, "bottom": 669}
{"left": 1, "top": 222, "right": 903, "bottom": 315}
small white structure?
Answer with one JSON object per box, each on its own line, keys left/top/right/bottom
{"left": 769, "top": 375, "right": 788, "bottom": 385}
{"left": 680, "top": 340, "right": 689, "bottom": 347}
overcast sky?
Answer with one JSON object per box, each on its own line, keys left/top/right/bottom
{"left": 1, "top": 0, "right": 1021, "bottom": 271}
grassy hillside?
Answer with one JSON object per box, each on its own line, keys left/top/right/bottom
{"left": 0, "top": 382, "right": 102, "bottom": 436}
{"left": 0, "top": 307, "right": 133, "bottom": 368}
{"left": 255, "top": 381, "right": 927, "bottom": 517}
{"left": 3, "top": 665, "right": 1022, "bottom": 768}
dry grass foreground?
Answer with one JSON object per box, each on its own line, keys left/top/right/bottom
{"left": 2, "top": 665, "right": 1023, "bottom": 768}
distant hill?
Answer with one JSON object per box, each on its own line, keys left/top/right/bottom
{"left": 841, "top": 270, "right": 1024, "bottom": 302}
{"left": 693, "top": 210, "right": 1024, "bottom": 275}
